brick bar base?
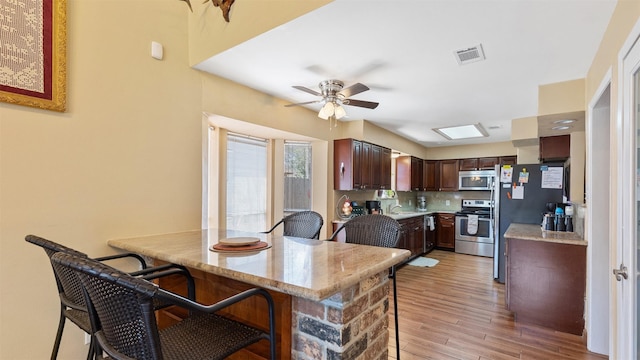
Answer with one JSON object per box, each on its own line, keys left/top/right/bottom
{"left": 292, "top": 270, "right": 390, "bottom": 360}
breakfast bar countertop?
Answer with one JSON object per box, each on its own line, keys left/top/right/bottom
{"left": 504, "top": 223, "right": 587, "bottom": 246}
{"left": 108, "top": 229, "right": 411, "bottom": 301}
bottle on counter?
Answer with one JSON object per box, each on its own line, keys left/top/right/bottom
{"left": 565, "top": 216, "right": 574, "bottom": 232}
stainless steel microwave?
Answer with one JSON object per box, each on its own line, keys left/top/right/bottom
{"left": 458, "top": 170, "right": 495, "bottom": 190}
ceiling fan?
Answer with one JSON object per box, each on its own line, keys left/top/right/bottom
{"left": 285, "top": 80, "right": 379, "bottom": 121}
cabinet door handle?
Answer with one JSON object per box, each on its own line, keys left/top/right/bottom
{"left": 340, "top": 162, "right": 345, "bottom": 178}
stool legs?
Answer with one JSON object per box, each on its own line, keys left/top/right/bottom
{"left": 51, "top": 306, "right": 66, "bottom": 359}
{"left": 392, "top": 266, "right": 400, "bottom": 360}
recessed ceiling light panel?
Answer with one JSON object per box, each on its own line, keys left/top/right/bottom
{"left": 433, "top": 123, "right": 489, "bottom": 140}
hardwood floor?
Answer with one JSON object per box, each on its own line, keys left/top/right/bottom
{"left": 388, "top": 250, "right": 607, "bottom": 360}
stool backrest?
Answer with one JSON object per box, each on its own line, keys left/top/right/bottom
{"left": 336, "top": 214, "right": 401, "bottom": 248}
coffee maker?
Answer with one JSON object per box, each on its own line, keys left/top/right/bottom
{"left": 365, "top": 200, "right": 383, "bottom": 214}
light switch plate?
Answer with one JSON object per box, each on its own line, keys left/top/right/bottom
{"left": 151, "top": 41, "right": 163, "bottom": 60}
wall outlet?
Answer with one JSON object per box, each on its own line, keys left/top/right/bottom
{"left": 445, "top": 200, "right": 450, "bottom": 206}
{"left": 84, "top": 332, "right": 91, "bottom": 345}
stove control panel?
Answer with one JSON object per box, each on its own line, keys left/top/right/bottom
{"left": 461, "top": 199, "right": 493, "bottom": 209}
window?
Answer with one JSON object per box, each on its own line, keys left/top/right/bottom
{"left": 284, "top": 141, "right": 312, "bottom": 216}
{"left": 226, "top": 133, "right": 267, "bottom": 231}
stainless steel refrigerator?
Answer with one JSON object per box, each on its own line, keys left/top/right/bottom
{"left": 493, "top": 163, "right": 565, "bottom": 283}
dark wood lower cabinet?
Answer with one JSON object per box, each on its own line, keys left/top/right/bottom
{"left": 397, "top": 216, "right": 425, "bottom": 259}
{"left": 435, "top": 213, "right": 455, "bottom": 250}
{"left": 505, "top": 237, "right": 586, "bottom": 335}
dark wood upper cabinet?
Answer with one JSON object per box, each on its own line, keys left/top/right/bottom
{"left": 478, "top": 157, "right": 499, "bottom": 169}
{"left": 370, "top": 144, "right": 392, "bottom": 190}
{"left": 439, "top": 159, "right": 459, "bottom": 191}
{"left": 381, "top": 147, "right": 392, "bottom": 189}
{"left": 423, "top": 160, "right": 439, "bottom": 191}
{"left": 539, "top": 135, "right": 570, "bottom": 162}
{"left": 459, "top": 158, "right": 479, "bottom": 171}
{"left": 334, "top": 138, "right": 391, "bottom": 190}
{"left": 499, "top": 156, "right": 517, "bottom": 166}
{"left": 459, "top": 157, "right": 499, "bottom": 170}
{"left": 361, "top": 142, "right": 373, "bottom": 188}
{"left": 411, "top": 156, "right": 423, "bottom": 191}
{"left": 396, "top": 156, "right": 423, "bottom": 191}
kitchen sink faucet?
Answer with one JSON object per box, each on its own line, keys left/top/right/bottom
{"left": 389, "top": 204, "right": 402, "bottom": 214}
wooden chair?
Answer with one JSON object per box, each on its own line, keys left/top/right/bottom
{"left": 26, "top": 234, "right": 194, "bottom": 360}
{"left": 263, "top": 210, "right": 324, "bottom": 239}
{"left": 50, "top": 251, "right": 276, "bottom": 360}
{"left": 330, "top": 215, "right": 402, "bottom": 359}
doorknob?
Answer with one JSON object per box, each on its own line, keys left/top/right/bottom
{"left": 613, "top": 263, "right": 628, "bottom": 281}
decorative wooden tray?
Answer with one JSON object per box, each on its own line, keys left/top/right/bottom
{"left": 218, "top": 237, "right": 261, "bottom": 247}
{"left": 210, "top": 241, "right": 271, "bottom": 253}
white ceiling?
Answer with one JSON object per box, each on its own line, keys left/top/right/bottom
{"left": 195, "top": 0, "right": 616, "bottom": 147}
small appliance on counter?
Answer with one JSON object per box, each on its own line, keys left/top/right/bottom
{"left": 336, "top": 194, "right": 353, "bottom": 219}
{"left": 365, "top": 200, "right": 383, "bottom": 214}
{"left": 416, "top": 195, "right": 427, "bottom": 211}
{"left": 540, "top": 202, "right": 573, "bottom": 232}
{"left": 335, "top": 195, "right": 365, "bottom": 219}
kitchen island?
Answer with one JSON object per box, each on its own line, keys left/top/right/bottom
{"left": 504, "top": 223, "right": 586, "bottom": 335}
{"left": 108, "top": 229, "right": 411, "bottom": 360}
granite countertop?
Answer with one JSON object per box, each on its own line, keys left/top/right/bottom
{"left": 108, "top": 229, "right": 411, "bottom": 301}
{"left": 505, "top": 223, "right": 587, "bottom": 246}
{"left": 333, "top": 211, "right": 447, "bottom": 223}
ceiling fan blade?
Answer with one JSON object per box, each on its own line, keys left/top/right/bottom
{"left": 285, "top": 100, "right": 321, "bottom": 107}
{"left": 292, "top": 86, "right": 321, "bottom": 97}
{"left": 339, "top": 83, "right": 369, "bottom": 98}
{"left": 343, "top": 99, "right": 379, "bottom": 109}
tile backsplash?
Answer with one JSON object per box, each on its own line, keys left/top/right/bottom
{"left": 334, "top": 190, "right": 491, "bottom": 216}
{"left": 333, "top": 190, "right": 585, "bottom": 238}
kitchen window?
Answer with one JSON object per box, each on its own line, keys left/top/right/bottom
{"left": 204, "top": 115, "right": 327, "bottom": 233}
{"left": 226, "top": 133, "right": 267, "bottom": 231}
{"left": 284, "top": 141, "right": 312, "bottom": 216}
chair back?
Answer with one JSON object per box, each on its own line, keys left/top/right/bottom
{"left": 25, "top": 235, "right": 89, "bottom": 313}
{"left": 51, "top": 252, "right": 163, "bottom": 360}
{"left": 336, "top": 214, "right": 401, "bottom": 248}
{"left": 281, "top": 211, "right": 324, "bottom": 239}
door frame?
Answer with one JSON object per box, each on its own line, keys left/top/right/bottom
{"left": 615, "top": 16, "right": 640, "bottom": 359}
{"left": 586, "top": 69, "right": 611, "bottom": 355}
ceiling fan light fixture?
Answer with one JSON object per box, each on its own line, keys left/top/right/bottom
{"left": 318, "top": 101, "right": 347, "bottom": 120}
{"left": 318, "top": 101, "right": 334, "bottom": 120}
{"left": 334, "top": 104, "right": 346, "bottom": 119}
{"left": 433, "top": 123, "right": 489, "bottom": 140}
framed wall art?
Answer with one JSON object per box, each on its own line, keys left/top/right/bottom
{"left": 0, "top": 0, "right": 67, "bottom": 112}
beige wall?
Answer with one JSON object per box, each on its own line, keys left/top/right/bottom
{"left": 0, "top": 1, "right": 202, "bottom": 358}
{"left": 538, "top": 78, "right": 586, "bottom": 116}
{"left": 3, "top": 0, "right": 640, "bottom": 358}
{"left": 188, "top": 0, "right": 331, "bottom": 66}
{"left": 424, "top": 141, "right": 516, "bottom": 160}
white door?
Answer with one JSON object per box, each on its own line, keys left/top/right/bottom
{"left": 618, "top": 30, "right": 640, "bottom": 360}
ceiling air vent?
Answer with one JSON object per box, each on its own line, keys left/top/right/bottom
{"left": 454, "top": 44, "right": 486, "bottom": 65}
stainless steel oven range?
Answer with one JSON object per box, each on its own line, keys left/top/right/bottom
{"left": 455, "top": 199, "right": 494, "bottom": 257}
